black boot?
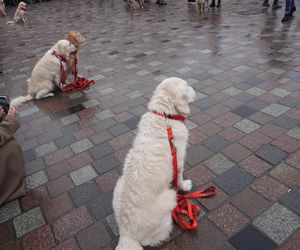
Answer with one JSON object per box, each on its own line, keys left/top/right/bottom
{"left": 262, "top": 0, "right": 270, "bottom": 7}
{"left": 210, "top": 0, "right": 215, "bottom": 7}
{"left": 289, "top": 6, "right": 296, "bottom": 16}
{"left": 282, "top": 14, "right": 290, "bottom": 22}
{"left": 217, "top": 0, "right": 221, "bottom": 7}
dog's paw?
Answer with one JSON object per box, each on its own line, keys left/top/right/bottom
{"left": 181, "top": 180, "right": 192, "bottom": 192}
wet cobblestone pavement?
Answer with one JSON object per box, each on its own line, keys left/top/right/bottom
{"left": 0, "top": 0, "right": 299, "bottom": 249}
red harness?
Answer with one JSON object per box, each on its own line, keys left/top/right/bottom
{"left": 153, "top": 111, "right": 217, "bottom": 230}
{"left": 51, "top": 50, "right": 95, "bottom": 92}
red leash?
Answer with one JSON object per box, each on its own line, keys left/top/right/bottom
{"left": 51, "top": 50, "right": 95, "bottom": 92}
{"left": 153, "top": 111, "right": 217, "bottom": 230}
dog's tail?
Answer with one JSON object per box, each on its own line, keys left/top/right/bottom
{"left": 10, "top": 94, "right": 34, "bottom": 108}
{"left": 6, "top": 20, "right": 14, "bottom": 24}
{"left": 116, "top": 236, "right": 142, "bottom": 250}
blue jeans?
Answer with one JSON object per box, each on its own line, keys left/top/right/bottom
{"left": 273, "top": 0, "right": 279, "bottom": 5}
{"left": 285, "top": 0, "right": 295, "bottom": 13}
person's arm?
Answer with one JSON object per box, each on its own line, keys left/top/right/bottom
{"left": 0, "top": 107, "right": 20, "bottom": 146}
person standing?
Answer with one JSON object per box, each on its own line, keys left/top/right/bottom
{"left": 282, "top": 0, "right": 296, "bottom": 22}
{"left": 210, "top": 0, "right": 221, "bottom": 7}
{"left": 262, "top": 0, "right": 282, "bottom": 8}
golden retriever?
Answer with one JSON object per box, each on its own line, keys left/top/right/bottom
{"left": 65, "top": 31, "right": 86, "bottom": 77}
{"left": 6, "top": 1, "right": 27, "bottom": 24}
{"left": 113, "top": 77, "right": 196, "bottom": 249}
{"left": 11, "top": 40, "right": 76, "bottom": 107}
{"left": 0, "top": 0, "right": 7, "bottom": 17}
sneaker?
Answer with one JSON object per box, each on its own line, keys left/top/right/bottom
{"left": 282, "top": 14, "right": 290, "bottom": 22}
{"left": 262, "top": 2, "right": 270, "bottom": 7}
{"left": 289, "top": 6, "right": 296, "bottom": 16}
{"left": 272, "top": 4, "right": 282, "bottom": 9}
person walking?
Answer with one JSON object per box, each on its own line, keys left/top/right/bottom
{"left": 282, "top": 0, "right": 296, "bottom": 22}
{"left": 262, "top": 0, "right": 282, "bottom": 8}
{"left": 210, "top": 0, "right": 221, "bottom": 8}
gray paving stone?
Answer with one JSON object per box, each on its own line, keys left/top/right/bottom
{"left": 13, "top": 207, "right": 45, "bottom": 238}
{"left": 19, "top": 106, "right": 39, "bottom": 118}
{"left": 222, "top": 87, "right": 242, "bottom": 96}
{"left": 89, "top": 142, "right": 114, "bottom": 160}
{"left": 203, "top": 135, "right": 231, "bottom": 153}
{"left": 25, "top": 170, "right": 48, "bottom": 191}
{"left": 204, "top": 153, "right": 235, "bottom": 175}
{"left": 213, "top": 166, "right": 254, "bottom": 195}
{"left": 256, "top": 144, "right": 288, "bottom": 165}
{"left": 246, "top": 87, "right": 266, "bottom": 96}
{"left": 253, "top": 203, "right": 300, "bottom": 244}
{"left": 186, "top": 144, "right": 213, "bottom": 166}
{"left": 193, "top": 97, "right": 219, "bottom": 110}
{"left": 234, "top": 119, "right": 260, "bottom": 134}
{"left": 82, "top": 99, "right": 100, "bottom": 109}
{"left": 0, "top": 200, "right": 21, "bottom": 224}
{"left": 262, "top": 104, "right": 290, "bottom": 117}
{"left": 273, "top": 116, "right": 299, "bottom": 129}
{"left": 93, "top": 155, "right": 121, "bottom": 174}
{"left": 287, "top": 126, "right": 300, "bottom": 140}
{"left": 279, "top": 96, "right": 300, "bottom": 108}
{"left": 280, "top": 188, "right": 300, "bottom": 216}
{"left": 70, "top": 138, "right": 93, "bottom": 154}
{"left": 270, "top": 88, "right": 290, "bottom": 98}
{"left": 60, "top": 114, "right": 80, "bottom": 125}
{"left": 35, "top": 141, "right": 58, "bottom": 158}
{"left": 105, "top": 214, "right": 119, "bottom": 236}
{"left": 88, "top": 192, "right": 113, "bottom": 219}
{"left": 231, "top": 105, "right": 257, "bottom": 118}
{"left": 108, "top": 124, "right": 131, "bottom": 137}
{"left": 95, "top": 110, "right": 115, "bottom": 121}
{"left": 70, "top": 165, "right": 98, "bottom": 186}
{"left": 69, "top": 181, "right": 100, "bottom": 206}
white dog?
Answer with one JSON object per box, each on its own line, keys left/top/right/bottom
{"left": 198, "top": 0, "right": 209, "bottom": 12}
{"left": 113, "top": 77, "right": 196, "bottom": 250}
{"left": 6, "top": 2, "right": 27, "bottom": 24}
{"left": 11, "top": 40, "right": 75, "bottom": 107}
{"left": 0, "top": 0, "right": 7, "bottom": 17}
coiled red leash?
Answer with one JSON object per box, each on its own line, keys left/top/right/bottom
{"left": 153, "top": 111, "right": 217, "bottom": 230}
{"left": 51, "top": 50, "right": 95, "bottom": 92}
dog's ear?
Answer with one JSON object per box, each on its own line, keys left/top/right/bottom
{"left": 175, "top": 92, "right": 190, "bottom": 114}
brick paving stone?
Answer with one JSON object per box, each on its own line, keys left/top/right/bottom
{"left": 262, "top": 104, "right": 290, "bottom": 117}
{"left": 89, "top": 130, "right": 113, "bottom": 145}
{"left": 105, "top": 214, "right": 119, "bottom": 236}
{"left": 0, "top": 200, "right": 21, "bottom": 224}
{"left": 203, "top": 153, "right": 235, "bottom": 175}
{"left": 76, "top": 221, "right": 112, "bottom": 249}
{"left": 219, "top": 127, "right": 245, "bottom": 142}
{"left": 69, "top": 182, "right": 100, "bottom": 207}
{"left": 229, "top": 225, "right": 277, "bottom": 250}
{"left": 70, "top": 138, "right": 93, "bottom": 154}
{"left": 0, "top": 221, "right": 14, "bottom": 246}
{"left": 199, "top": 122, "right": 223, "bottom": 136}
{"left": 208, "top": 204, "right": 248, "bottom": 237}
{"left": 249, "top": 112, "right": 273, "bottom": 125}
{"left": 251, "top": 175, "right": 288, "bottom": 202}
{"left": 214, "top": 166, "right": 254, "bottom": 195}
{"left": 270, "top": 163, "right": 300, "bottom": 187}
{"left": 20, "top": 186, "right": 50, "bottom": 211}
{"left": 240, "top": 155, "right": 272, "bottom": 177}
{"left": 272, "top": 135, "right": 300, "bottom": 153}
{"left": 13, "top": 207, "right": 45, "bottom": 238}
{"left": 25, "top": 158, "right": 45, "bottom": 177}
{"left": 256, "top": 144, "right": 288, "bottom": 165}
{"left": 203, "top": 135, "right": 231, "bottom": 153}
{"left": 287, "top": 126, "right": 300, "bottom": 140}
{"left": 175, "top": 219, "right": 226, "bottom": 250}
{"left": 259, "top": 123, "right": 287, "bottom": 139}
{"left": 53, "top": 238, "right": 79, "bottom": 250}
{"left": 213, "top": 112, "right": 241, "bottom": 128}
{"left": 70, "top": 165, "right": 97, "bottom": 186}
{"left": 253, "top": 203, "right": 300, "bottom": 244}
{"left": 246, "top": 87, "right": 266, "bottom": 96}
{"left": 42, "top": 193, "right": 73, "bottom": 221}
{"left": 54, "top": 134, "right": 76, "bottom": 149}
{"left": 222, "top": 143, "right": 252, "bottom": 163}
{"left": 60, "top": 114, "right": 80, "bottom": 125}
{"left": 22, "top": 224, "right": 55, "bottom": 250}
{"left": 52, "top": 206, "right": 93, "bottom": 242}
{"left": 44, "top": 147, "right": 74, "bottom": 166}
{"left": 234, "top": 119, "right": 261, "bottom": 134}
{"left": 46, "top": 160, "right": 72, "bottom": 180}
{"left": 25, "top": 170, "right": 48, "bottom": 191}
{"left": 184, "top": 164, "right": 216, "bottom": 187}
{"left": 199, "top": 185, "right": 229, "bottom": 211}
{"left": 67, "top": 151, "right": 93, "bottom": 170}
{"left": 231, "top": 188, "right": 271, "bottom": 219}
{"left": 96, "top": 170, "right": 120, "bottom": 192}
{"left": 222, "top": 87, "right": 242, "bottom": 96}
{"left": 88, "top": 192, "right": 113, "bottom": 219}
{"left": 47, "top": 175, "right": 75, "bottom": 198}
{"left": 0, "top": 240, "right": 21, "bottom": 250}
{"left": 273, "top": 116, "right": 299, "bottom": 130}
{"left": 89, "top": 142, "right": 114, "bottom": 160}
{"left": 194, "top": 97, "right": 219, "bottom": 110}
{"left": 280, "top": 231, "right": 300, "bottom": 250}
{"left": 188, "top": 128, "right": 208, "bottom": 145}
{"left": 108, "top": 132, "right": 135, "bottom": 151}
{"left": 186, "top": 144, "right": 213, "bottom": 166}
{"left": 190, "top": 112, "right": 213, "bottom": 126}
{"left": 35, "top": 141, "right": 57, "bottom": 158}
{"left": 114, "top": 146, "right": 130, "bottom": 164}
{"left": 280, "top": 188, "right": 300, "bottom": 216}
{"left": 286, "top": 151, "right": 300, "bottom": 169}
{"left": 239, "top": 132, "right": 272, "bottom": 151}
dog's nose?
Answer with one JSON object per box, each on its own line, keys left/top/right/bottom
{"left": 193, "top": 87, "right": 196, "bottom": 90}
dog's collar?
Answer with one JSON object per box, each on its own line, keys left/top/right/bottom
{"left": 152, "top": 111, "right": 186, "bottom": 123}
{"left": 51, "top": 50, "right": 67, "bottom": 63}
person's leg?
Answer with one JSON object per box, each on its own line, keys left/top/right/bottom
{"left": 263, "top": 0, "right": 270, "bottom": 7}
{"left": 210, "top": 0, "right": 216, "bottom": 7}
{"left": 217, "top": 0, "right": 221, "bottom": 7}
{"left": 272, "top": 0, "right": 281, "bottom": 8}
{"left": 289, "top": 0, "right": 296, "bottom": 15}
{"left": 282, "top": 0, "right": 291, "bottom": 21}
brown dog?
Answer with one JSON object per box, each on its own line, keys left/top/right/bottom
{"left": 198, "top": 0, "right": 209, "bottom": 12}
{"left": 65, "top": 31, "right": 86, "bottom": 77}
